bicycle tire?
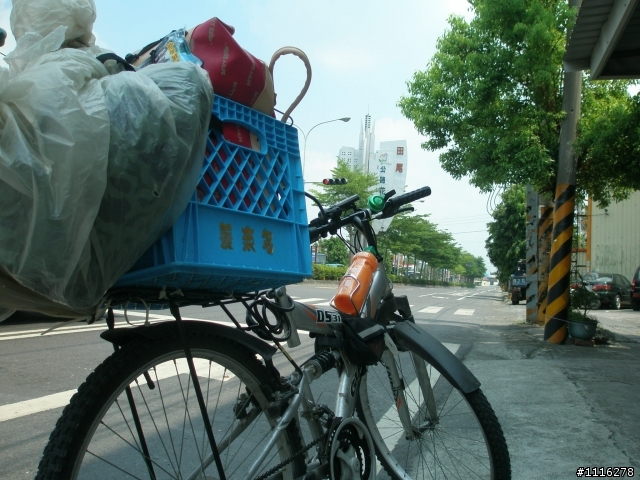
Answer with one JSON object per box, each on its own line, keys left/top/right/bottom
{"left": 356, "top": 335, "right": 511, "bottom": 480}
{"left": 37, "top": 330, "right": 306, "bottom": 480}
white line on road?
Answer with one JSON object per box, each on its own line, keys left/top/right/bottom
{"left": 457, "top": 292, "right": 479, "bottom": 301}
{"left": 454, "top": 309, "right": 475, "bottom": 316}
{"left": 0, "top": 359, "right": 233, "bottom": 423}
{"left": 0, "top": 391, "right": 76, "bottom": 423}
{"left": 0, "top": 312, "right": 233, "bottom": 341}
{"left": 293, "top": 298, "right": 324, "bottom": 304}
{"left": 419, "top": 306, "right": 443, "bottom": 314}
{"left": 376, "top": 342, "right": 459, "bottom": 474}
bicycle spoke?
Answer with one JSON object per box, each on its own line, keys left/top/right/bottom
{"left": 133, "top": 377, "right": 180, "bottom": 477}
{"left": 90, "top": 421, "right": 178, "bottom": 479}
{"left": 84, "top": 451, "right": 147, "bottom": 480}
{"left": 174, "top": 360, "right": 208, "bottom": 477}
{"left": 38, "top": 335, "right": 305, "bottom": 480}
{"left": 152, "top": 365, "right": 182, "bottom": 478}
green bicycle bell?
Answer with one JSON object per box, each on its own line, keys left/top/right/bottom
{"left": 367, "top": 194, "right": 385, "bottom": 213}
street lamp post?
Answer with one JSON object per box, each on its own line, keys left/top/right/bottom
{"left": 298, "top": 117, "right": 351, "bottom": 179}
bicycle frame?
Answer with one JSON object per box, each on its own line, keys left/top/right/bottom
{"left": 235, "top": 258, "right": 432, "bottom": 480}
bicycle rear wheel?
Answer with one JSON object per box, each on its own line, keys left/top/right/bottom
{"left": 37, "top": 331, "right": 305, "bottom": 480}
{"left": 356, "top": 338, "right": 510, "bottom": 479}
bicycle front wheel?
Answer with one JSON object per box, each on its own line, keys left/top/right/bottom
{"left": 357, "top": 337, "right": 510, "bottom": 479}
{"left": 37, "top": 330, "right": 305, "bottom": 480}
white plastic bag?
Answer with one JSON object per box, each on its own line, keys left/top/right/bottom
{"left": 0, "top": 47, "right": 112, "bottom": 309}
{"left": 0, "top": 0, "right": 214, "bottom": 317}
{"left": 10, "top": 0, "right": 97, "bottom": 48}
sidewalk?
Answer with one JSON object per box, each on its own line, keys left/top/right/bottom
{"left": 469, "top": 297, "right": 640, "bottom": 478}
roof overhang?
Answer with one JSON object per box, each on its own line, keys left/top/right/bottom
{"left": 563, "top": 0, "right": 640, "bottom": 79}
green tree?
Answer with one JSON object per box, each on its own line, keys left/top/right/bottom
{"left": 309, "top": 159, "right": 380, "bottom": 247}
{"left": 575, "top": 88, "right": 640, "bottom": 206}
{"left": 383, "top": 213, "right": 461, "bottom": 272}
{"left": 485, "top": 185, "right": 526, "bottom": 286}
{"left": 319, "top": 236, "right": 349, "bottom": 265}
{"left": 399, "top": 0, "right": 638, "bottom": 206}
{"left": 309, "top": 159, "right": 379, "bottom": 210}
{"left": 458, "top": 251, "right": 487, "bottom": 283}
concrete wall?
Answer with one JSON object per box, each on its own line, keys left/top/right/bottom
{"left": 589, "top": 191, "right": 640, "bottom": 280}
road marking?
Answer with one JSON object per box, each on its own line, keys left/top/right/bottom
{"left": 433, "top": 296, "right": 446, "bottom": 299}
{"left": 0, "top": 391, "right": 75, "bottom": 423}
{"left": 457, "top": 292, "right": 478, "bottom": 301}
{"left": 0, "top": 313, "right": 233, "bottom": 341}
{"left": 419, "top": 306, "right": 443, "bottom": 314}
{"left": 0, "top": 359, "right": 233, "bottom": 423}
{"left": 376, "top": 342, "right": 459, "bottom": 474}
{"left": 454, "top": 309, "right": 475, "bottom": 316}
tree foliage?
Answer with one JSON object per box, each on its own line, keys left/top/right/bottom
{"left": 485, "top": 185, "right": 526, "bottom": 286}
{"left": 311, "top": 159, "right": 488, "bottom": 278}
{"left": 308, "top": 158, "right": 379, "bottom": 210}
{"left": 381, "top": 212, "right": 461, "bottom": 270}
{"left": 318, "top": 236, "right": 349, "bottom": 265}
{"left": 575, "top": 87, "right": 640, "bottom": 206}
{"left": 459, "top": 251, "right": 487, "bottom": 282}
{"left": 399, "top": 0, "right": 639, "bottom": 206}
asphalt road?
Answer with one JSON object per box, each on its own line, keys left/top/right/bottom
{"left": 2, "top": 283, "right": 639, "bottom": 479}
{"left": 0, "top": 283, "right": 506, "bottom": 479}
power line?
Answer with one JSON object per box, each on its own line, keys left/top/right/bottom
{"left": 428, "top": 214, "right": 492, "bottom": 221}
{"left": 435, "top": 219, "right": 492, "bottom": 226}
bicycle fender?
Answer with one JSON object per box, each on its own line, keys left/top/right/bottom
{"left": 100, "top": 320, "right": 277, "bottom": 361}
{"left": 392, "top": 321, "right": 481, "bottom": 394}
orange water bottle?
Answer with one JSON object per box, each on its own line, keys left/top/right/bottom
{"left": 332, "top": 248, "right": 379, "bottom": 315}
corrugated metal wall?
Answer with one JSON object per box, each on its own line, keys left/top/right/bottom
{"left": 589, "top": 191, "right": 640, "bottom": 280}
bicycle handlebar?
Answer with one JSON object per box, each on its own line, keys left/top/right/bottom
{"left": 379, "top": 186, "right": 431, "bottom": 218}
{"left": 308, "top": 186, "right": 431, "bottom": 243}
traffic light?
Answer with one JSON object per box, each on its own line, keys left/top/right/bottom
{"left": 322, "top": 178, "right": 348, "bottom": 185}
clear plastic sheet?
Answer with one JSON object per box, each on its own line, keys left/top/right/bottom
{"left": 0, "top": 0, "right": 213, "bottom": 318}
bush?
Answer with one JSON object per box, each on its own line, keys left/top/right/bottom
{"left": 310, "top": 265, "right": 476, "bottom": 288}
{"left": 387, "top": 274, "right": 475, "bottom": 288}
{"left": 312, "top": 264, "right": 347, "bottom": 280}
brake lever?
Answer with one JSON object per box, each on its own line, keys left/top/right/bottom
{"left": 374, "top": 206, "right": 414, "bottom": 220}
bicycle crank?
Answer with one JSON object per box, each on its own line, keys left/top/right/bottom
{"left": 329, "top": 418, "right": 376, "bottom": 480}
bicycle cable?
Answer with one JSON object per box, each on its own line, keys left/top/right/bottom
{"left": 245, "top": 293, "right": 294, "bottom": 341}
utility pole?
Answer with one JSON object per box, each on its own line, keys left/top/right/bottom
{"left": 544, "top": 0, "right": 582, "bottom": 342}
{"left": 525, "top": 185, "right": 539, "bottom": 324}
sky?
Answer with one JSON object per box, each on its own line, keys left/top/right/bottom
{"left": 0, "top": 0, "right": 497, "bottom": 272}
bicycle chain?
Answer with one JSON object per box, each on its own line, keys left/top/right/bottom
{"left": 253, "top": 429, "right": 330, "bottom": 480}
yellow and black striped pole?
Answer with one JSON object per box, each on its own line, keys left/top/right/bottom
{"left": 544, "top": 36, "right": 582, "bottom": 342}
{"left": 537, "top": 205, "right": 553, "bottom": 325}
{"left": 544, "top": 185, "right": 575, "bottom": 342}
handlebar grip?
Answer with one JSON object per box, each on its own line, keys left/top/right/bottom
{"left": 385, "top": 186, "right": 431, "bottom": 211}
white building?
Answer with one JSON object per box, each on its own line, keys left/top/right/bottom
{"left": 339, "top": 114, "right": 408, "bottom": 231}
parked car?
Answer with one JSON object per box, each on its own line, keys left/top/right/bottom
{"left": 583, "top": 272, "right": 632, "bottom": 310}
{"left": 631, "top": 266, "right": 640, "bottom": 311}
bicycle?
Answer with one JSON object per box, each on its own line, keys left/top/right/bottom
{"left": 36, "top": 186, "right": 511, "bottom": 480}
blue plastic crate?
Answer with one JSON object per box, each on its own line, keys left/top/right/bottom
{"left": 115, "top": 96, "right": 311, "bottom": 293}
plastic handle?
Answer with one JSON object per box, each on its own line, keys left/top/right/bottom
{"left": 385, "top": 186, "right": 431, "bottom": 212}
{"left": 269, "top": 47, "right": 312, "bottom": 123}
